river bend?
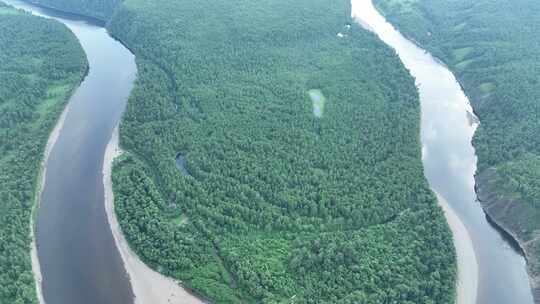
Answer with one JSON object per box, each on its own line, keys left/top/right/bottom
{"left": 351, "top": 1, "right": 534, "bottom": 303}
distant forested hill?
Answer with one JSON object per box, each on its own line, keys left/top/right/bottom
{"left": 0, "top": 2, "right": 86, "bottom": 303}
{"left": 105, "top": 0, "right": 456, "bottom": 302}
{"left": 28, "top": 0, "right": 120, "bottom": 21}
{"left": 374, "top": 0, "right": 540, "bottom": 300}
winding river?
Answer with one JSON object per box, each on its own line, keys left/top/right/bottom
{"left": 351, "top": 1, "right": 534, "bottom": 303}
{"left": 2, "top": 0, "right": 535, "bottom": 303}
{"left": 4, "top": 1, "right": 137, "bottom": 303}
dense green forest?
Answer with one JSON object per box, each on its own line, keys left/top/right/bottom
{"left": 28, "top": 0, "right": 119, "bottom": 21}
{"left": 0, "top": 3, "right": 86, "bottom": 303}
{"left": 374, "top": 0, "right": 540, "bottom": 300}
{"left": 104, "top": 0, "right": 457, "bottom": 302}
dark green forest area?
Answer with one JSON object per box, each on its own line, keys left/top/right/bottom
{"left": 105, "top": 0, "right": 456, "bottom": 302}
{"left": 0, "top": 3, "right": 86, "bottom": 303}
{"left": 374, "top": 0, "right": 540, "bottom": 299}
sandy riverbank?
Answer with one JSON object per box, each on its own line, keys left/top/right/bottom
{"left": 31, "top": 103, "right": 72, "bottom": 304}
{"left": 103, "top": 127, "right": 205, "bottom": 304}
{"left": 435, "top": 193, "right": 478, "bottom": 304}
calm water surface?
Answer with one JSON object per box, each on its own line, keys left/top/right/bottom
{"left": 3, "top": 1, "right": 137, "bottom": 303}
{"left": 351, "top": 1, "right": 534, "bottom": 303}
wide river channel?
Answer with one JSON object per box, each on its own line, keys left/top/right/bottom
{"left": 352, "top": 1, "right": 534, "bottom": 304}
{"left": 3, "top": 0, "right": 535, "bottom": 303}
{"left": 4, "top": 0, "right": 137, "bottom": 303}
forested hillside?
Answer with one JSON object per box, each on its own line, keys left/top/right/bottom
{"left": 28, "top": 0, "right": 119, "bottom": 21}
{"left": 104, "top": 0, "right": 456, "bottom": 302}
{"left": 374, "top": 0, "right": 540, "bottom": 300}
{"left": 0, "top": 3, "right": 86, "bottom": 303}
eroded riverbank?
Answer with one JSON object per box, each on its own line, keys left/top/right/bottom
{"left": 476, "top": 169, "right": 540, "bottom": 301}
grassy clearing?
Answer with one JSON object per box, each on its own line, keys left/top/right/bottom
{"left": 453, "top": 22, "right": 467, "bottom": 32}
{"left": 36, "top": 83, "right": 71, "bottom": 116}
{"left": 455, "top": 59, "right": 474, "bottom": 71}
{"left": 453, "top": 47, "right": 474, "bottom": 62}
{"left": 479, "top": 82, "right": 496, "bottom": 94}
{"left": 172, "top": 215, "right": 189, "bottom": 227}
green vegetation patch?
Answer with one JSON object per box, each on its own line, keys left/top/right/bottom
{"left": 478, "top": 82, "right": 496, "bottom": 94}
{"left": 453, "top": 46, "right": 474, "bottom": 62}
{"left": 172, "top": 214, "right": 189, "bottom": 227}
{"left": 455, "top": 58, "right": 474, "bottom": 71}
{"left": 0, "top": 7, "right": 86, "bottom": 304}
{"left": 496, "top": 154, "right": 540, "bottom": 207}
{"left": 453, "top": 22, "right": 467, "bottom": 32}
{"left": 36, "top": 83, "right": 71, "bottom": 116}
{"left": 220, "top": 234, "right": 296, "bottom": 301}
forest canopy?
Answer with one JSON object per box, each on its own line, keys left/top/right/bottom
{"left": 106, "top": 0, "right": 457, "bottom": 302}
